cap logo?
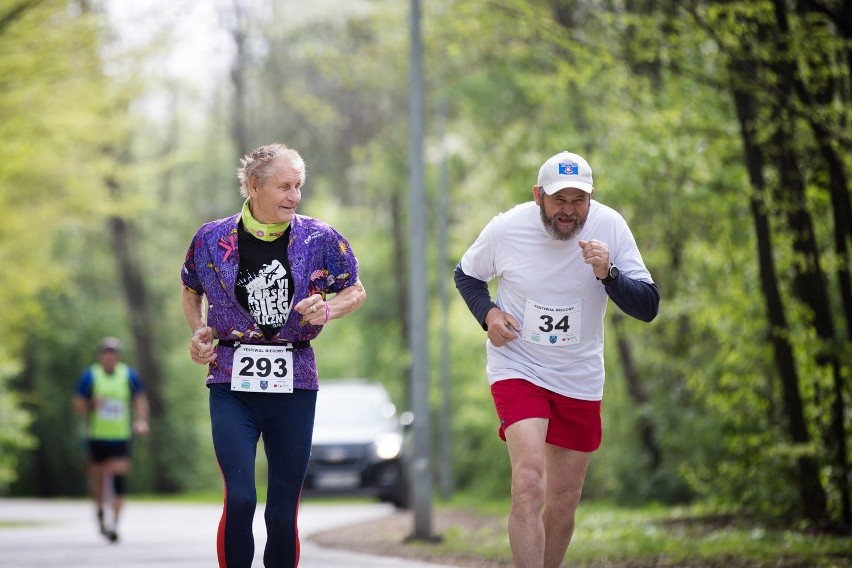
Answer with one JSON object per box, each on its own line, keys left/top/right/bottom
{"left": 558, "top": 162, "right": 579, "bottom": 176}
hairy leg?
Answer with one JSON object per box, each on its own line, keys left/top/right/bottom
{"left": 504, "top": 418, "right": 549, "bottom": 568}
{"left": 542, "top": 446, "right": 591, "bottom": 568}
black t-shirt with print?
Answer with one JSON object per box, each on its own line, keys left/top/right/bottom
{"left": 235, "top": 224, "right": 294, "bottom": 340}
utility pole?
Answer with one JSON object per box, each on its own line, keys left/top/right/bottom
{"left": 407, "top": 0, "right": 434, "bottom": 541}
{"left": 437, "top": 99, "right": 454, "bottom": 500}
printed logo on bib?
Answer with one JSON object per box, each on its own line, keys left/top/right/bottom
{"left": 522, "top": 299, "right": 582, "bottom": 346}
{"left": 98, "top": 400, "right": 126, "bottom": 421}
{"left": 231, "top": 344, "right": 294, "bottom": 393}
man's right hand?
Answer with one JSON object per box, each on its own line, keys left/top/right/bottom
{"left": 190, "top": 326, "right": 217, "bottom": 365}
{"left": 485, "top": 307, "right": 521, "bottom": 347}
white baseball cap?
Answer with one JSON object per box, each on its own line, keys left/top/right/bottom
{"left": 537, "top": 151, "right": 594, "bottom": 194}
{"left": 98, "top": 336, "right": 123, "bottom": 353}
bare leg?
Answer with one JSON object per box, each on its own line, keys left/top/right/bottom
{"left": 87, "top": 461, "right": 107, "bottom": 534}
{"left": 504, "top": 418, "right": 549, "bottom": 568}
{"left": 104, "top": 457, "right": 132, "bottom": 542}
{"left": 542, "top": 446, "right": 591, "bottom": 568}
{"left": 112, "top": 496, "right": 124, "bottom": 530}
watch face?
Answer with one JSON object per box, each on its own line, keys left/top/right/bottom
{"left": 601, "top": 265, "right": 619, "bottom": 282}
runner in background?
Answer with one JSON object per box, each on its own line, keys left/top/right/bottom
{"left": 73, "top": 336, "right": 149, "bottom": 543}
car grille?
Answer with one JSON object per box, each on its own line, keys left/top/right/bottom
{"left": 310, "top": 443, "right": 370, "bottom": 467}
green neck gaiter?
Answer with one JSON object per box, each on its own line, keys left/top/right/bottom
{"left": 241, "top": 200, "right": 290, "bottom": 242}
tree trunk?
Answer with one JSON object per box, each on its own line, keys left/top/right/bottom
{"left": 106, "top": 176, "right": 178, "bottom": 493}
{"left": 730, "top": 85, "right": 829, "bottom": 523}
{"left": 788, "top": 0, "right": 852, "bottom": 525}
{"left": 611, "top": 313, "right": 662, "bottom": 471}
{"left": 226, "top": 0, "right": 250, "bottom": 156}
{"left": 0, "top": 0, "right": 43, "bottom": 34}
{"left": 788, "top": 0, "right": 852, "bottom": 340}
{"left": 619, "top": 0, "right": 666, "bottom": 87}
{"left": 770, "top": 0, "right": 850, "bottom": 525}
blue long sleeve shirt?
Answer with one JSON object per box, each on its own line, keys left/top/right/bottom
{"left": 454, "top": 262, "right": 659, "bottom": 330}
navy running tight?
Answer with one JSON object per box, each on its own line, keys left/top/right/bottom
{"left": 209, "top": 383, "right": 317, "bottom": 568}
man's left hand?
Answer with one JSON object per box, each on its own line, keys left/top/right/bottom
{"left": 295, "top": 293, "right": 330, "bottom": 326}
{"left": 578, "top": 239, "right": 610, "bottom": 279}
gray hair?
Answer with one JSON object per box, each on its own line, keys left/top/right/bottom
{"left": 237, "top": 143, "right": 306, "bottom": 199}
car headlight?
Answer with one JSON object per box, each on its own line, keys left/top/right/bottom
{"left": 374, "top": 432, "right": 403, "bottom": 460}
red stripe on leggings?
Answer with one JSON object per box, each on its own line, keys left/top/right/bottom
{"left": 217, "top": 462, "right": 227, "bottom": 567}
{"left": 294, "top": 485, "right": 304, "bottom": 566}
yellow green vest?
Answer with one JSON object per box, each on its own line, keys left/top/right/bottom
{"left": 90, "top": 362, "right": 132, "bottom": 440}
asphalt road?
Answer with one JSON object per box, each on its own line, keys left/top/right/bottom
{"left": 0, "top": 498, "right": 454, "bottom": 567}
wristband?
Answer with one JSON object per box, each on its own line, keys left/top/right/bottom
{"left": 323, "top": 303, "right": 332, "bottom": 324}
{"left": 193, "top": 327, "right": 205, "bottom": 337}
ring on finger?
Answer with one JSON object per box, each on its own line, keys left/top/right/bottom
{"left": 311, "top": 304, "right": 317, "bottom": 313}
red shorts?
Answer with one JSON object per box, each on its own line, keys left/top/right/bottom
{"left": 490, "top": 379, "right": 602, "bottom": 452}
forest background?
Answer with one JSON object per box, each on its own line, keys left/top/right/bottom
{"left": 1, "top": 0, "right": 849, "bottom": 535}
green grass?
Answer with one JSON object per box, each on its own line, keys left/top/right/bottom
{"left": 135, "top": 488, "right": 376, "bottom": 507}
{"left": 425, "top": 497, "right": 851, "bottom": 567}
{"left": 131, "top": 492, "right": 851, "bottom": 566}
{"left": 568, "top": 502, "right": 850, "bottom": 567}
{"left": 132, "top": 490, "right": 224, "bottom": 504}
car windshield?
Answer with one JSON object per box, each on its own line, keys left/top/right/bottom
{"left": 315, "top": 384, "right": 397, "bottom": 429}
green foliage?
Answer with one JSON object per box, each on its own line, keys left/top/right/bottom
{"left": 0, "top": 2, "right": 103, "bottom": 357}
{"left": 0, "top": 367, "right": 35, "bottom": 491}
{"left": 443, "top": 302, "right": 513, "bottom": 498}
{"left": 0, "top": 0, "right": 117, "bottom": 492}
{"left": 568, "top": 501, "right": 851, "bottom": 567}
{"left": 1, "top": 0, "right": 848, "bottom": 534}
{"left": 9, "top": 226, "right": 131, "bottom": 495}
{"left": 419, "top": 498, "right": 852, "bottom": 567}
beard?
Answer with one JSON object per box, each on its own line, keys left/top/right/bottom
{"left": 540, "top": 207, "right": 586, "bottom": 241}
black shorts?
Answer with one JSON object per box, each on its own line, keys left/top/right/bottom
{"left": 87, "top": 440, "right": 132, "bottom": 463}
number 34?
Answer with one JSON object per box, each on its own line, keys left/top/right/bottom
{"left": 238, "top": 357, "right": 288, "bottom": 378}
{"left": 538, "top": 315, "right": 571, "bottom": 333}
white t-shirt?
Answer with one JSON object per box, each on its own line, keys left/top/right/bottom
{"left": 459, "top": 200, "right": 653, "bottom": 401}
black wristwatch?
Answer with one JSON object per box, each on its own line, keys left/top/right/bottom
{"left": 599, "top": 264, "right": 619, "bottom": 284}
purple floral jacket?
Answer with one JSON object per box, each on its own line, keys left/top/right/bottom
{"left": 181, "top": 212, "right": 360, "bottom": 390}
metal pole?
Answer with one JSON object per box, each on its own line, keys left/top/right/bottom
{"left": 408, "top": 0, "right": 434, "bottom": 540}
{"left": 437, "top": 99, "right": 453, "bottom": 500}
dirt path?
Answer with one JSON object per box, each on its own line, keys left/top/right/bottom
{"left": 309, "top": 508, "right": 512, "bottom": 568}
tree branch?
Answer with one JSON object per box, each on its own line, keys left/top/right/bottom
{"left": 0, "top": 0, "right": 43, "bottom": 35}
